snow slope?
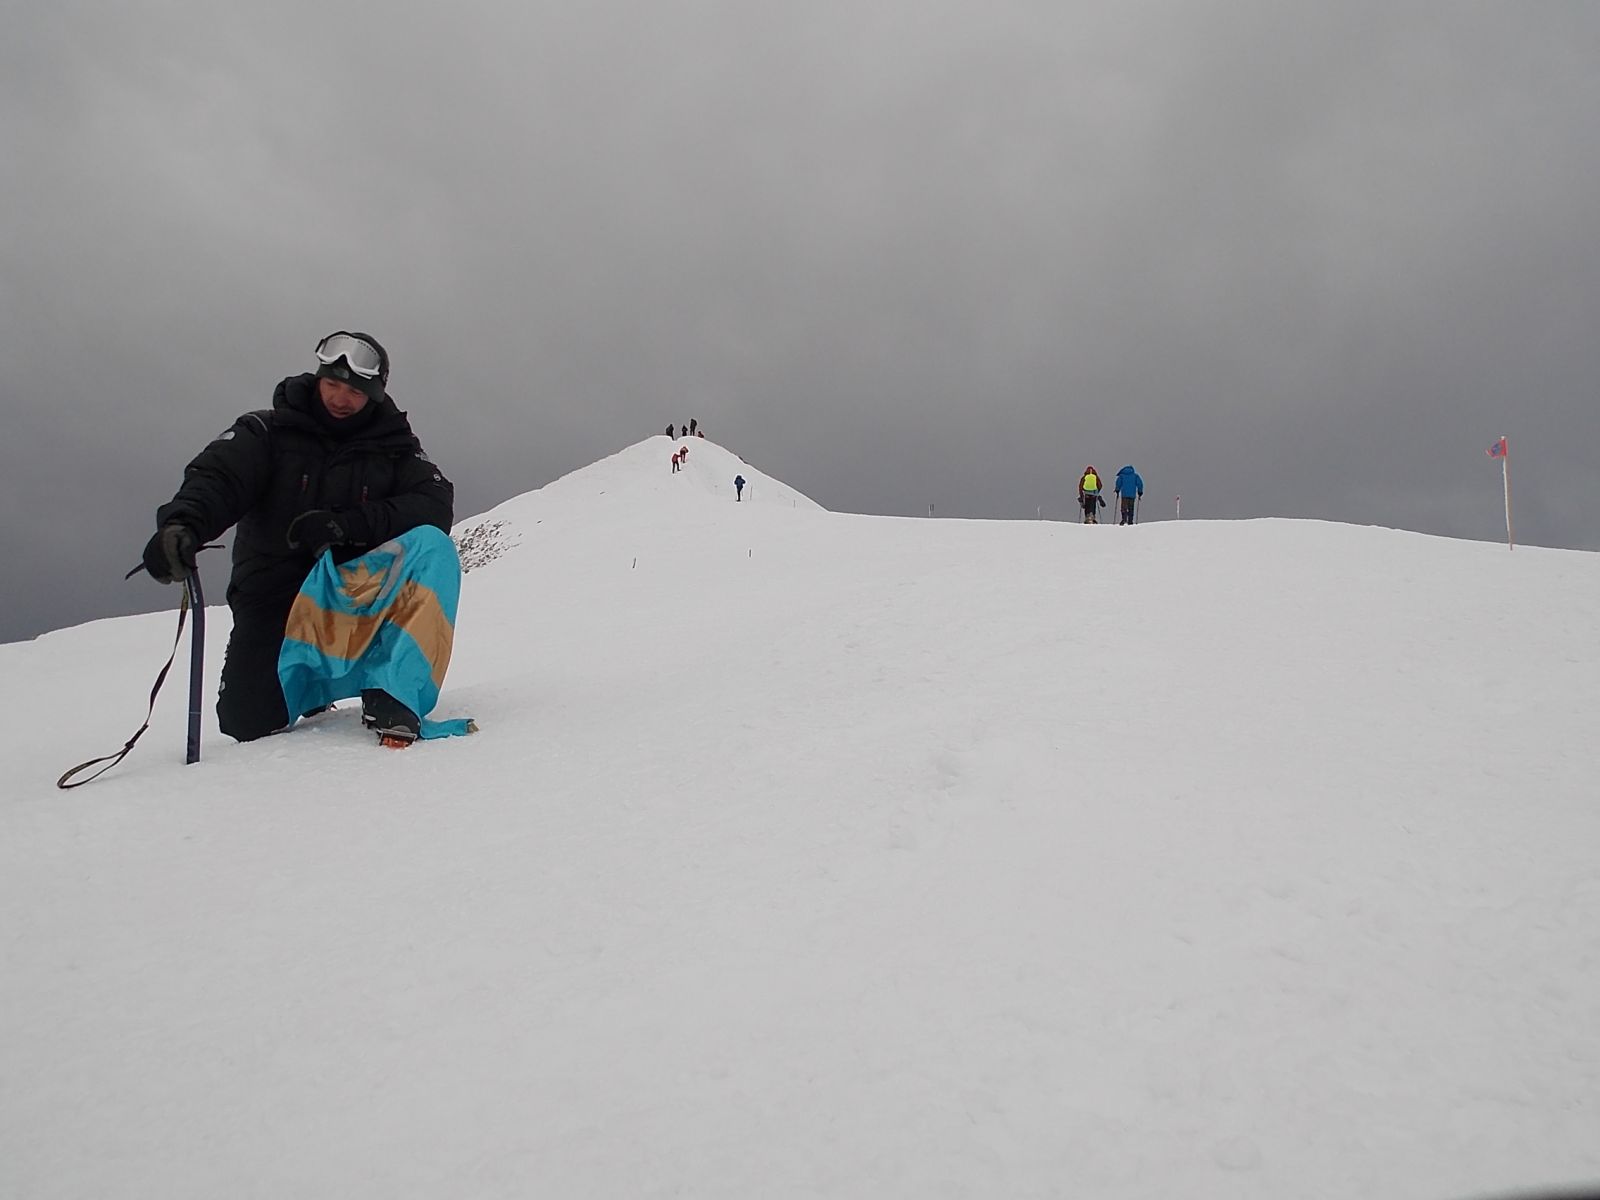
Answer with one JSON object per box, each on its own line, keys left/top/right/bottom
{"left": 3, "top": 436, "right": 1598, "bottom": 1200}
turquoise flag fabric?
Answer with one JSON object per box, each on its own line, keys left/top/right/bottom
{"left": 278, "top": 525, "right": 475, "bottom": 739}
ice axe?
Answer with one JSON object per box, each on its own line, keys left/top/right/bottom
{"left": 57, "top": 553, "right": 214, "bottom": 789}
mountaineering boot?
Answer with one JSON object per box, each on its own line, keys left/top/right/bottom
{"left": 361, "top": 688, "right": 421, "bottom": 747}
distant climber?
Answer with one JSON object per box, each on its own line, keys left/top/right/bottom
{"left": 734, "top": 474, "right": 745, "bottom": 501}
{"left": 689, "top": 418, "right": 698, "bottom": 436}
{"left": 671, "top": 451, "right": 681, "bottom": 474}
{"left": 1078, "top": 465, "right": 1104, "bottom": 524}
{"left": 666, "top": 423, "right": 675, "bottom": 439}
{"left": 1114, "top": 465, "right": 1144, "bottom": 525}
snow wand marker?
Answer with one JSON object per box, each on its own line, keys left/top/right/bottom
{"left": 57, "top": 556, "right": 211, "bottom": 789}
{"left": 1487, "top": 435, "right": 1514, "bottom": 550}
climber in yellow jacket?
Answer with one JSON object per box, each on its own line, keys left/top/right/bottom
{"left": 1077, "top": 465, "right": 1105, "bottom": 524}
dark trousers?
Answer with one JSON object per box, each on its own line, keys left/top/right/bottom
{"left": 216, "top": 597, "right": 294, "bottom": 741}
{"left": 1081, "top": 495, "right": 1100, "bottom": 522}
{"left": 1120, "top": 496, "right": 1136, "bottom": 524}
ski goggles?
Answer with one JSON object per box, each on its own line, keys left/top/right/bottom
{"left": 314, "top": 332, "right": 384, "bottom": 379}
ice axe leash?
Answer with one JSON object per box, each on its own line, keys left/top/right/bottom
{"left": 56, "top": 549, "right": 218, "bottom": 790}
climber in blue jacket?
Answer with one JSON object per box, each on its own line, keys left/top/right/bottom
{"left": 1114, "top": 465, "right": 1144, "bottom": 525}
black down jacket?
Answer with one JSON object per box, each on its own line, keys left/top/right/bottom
{"left": 156, "top": 373, "right": 455, "bottom": 610}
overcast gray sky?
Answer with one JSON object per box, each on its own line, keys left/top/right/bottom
{"left": 4, "top": 1, "right": 1597, "bottom": 644}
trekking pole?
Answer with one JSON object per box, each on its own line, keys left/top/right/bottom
{"left": 57, "top": 552, "right": 215, "bottom": 789}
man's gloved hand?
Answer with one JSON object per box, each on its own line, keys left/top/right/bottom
{"left": 141, "top": 523, "right": 198, "bottom": 584}
{"left": 286, "top": 508, "right": 367, "bottom": 559}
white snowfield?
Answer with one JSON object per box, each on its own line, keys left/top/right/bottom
{"left": 3, "top": 436, "right": 1597, "bottom": 1200}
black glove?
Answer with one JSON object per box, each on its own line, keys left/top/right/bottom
{"left": 286, "top": 508, "right": 367, "bottom": 559}
{"left": 141, "top": 523, "right": 198, "bottom": 584}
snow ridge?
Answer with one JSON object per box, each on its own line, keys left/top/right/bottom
{"left": 3, "top": 441, "right": 1598, "bottom": 1200}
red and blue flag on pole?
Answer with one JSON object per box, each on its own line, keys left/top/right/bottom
{"left": 1487, "top": 436, "right": 1508, "bottom": 458}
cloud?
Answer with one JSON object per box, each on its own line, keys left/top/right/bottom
{"left": 4, "top": 0, "right": 1599, "bottom": 642}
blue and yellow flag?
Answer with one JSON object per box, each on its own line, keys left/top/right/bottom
{"left": 278, "top": 525, "right": 475, "bottom": 739}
